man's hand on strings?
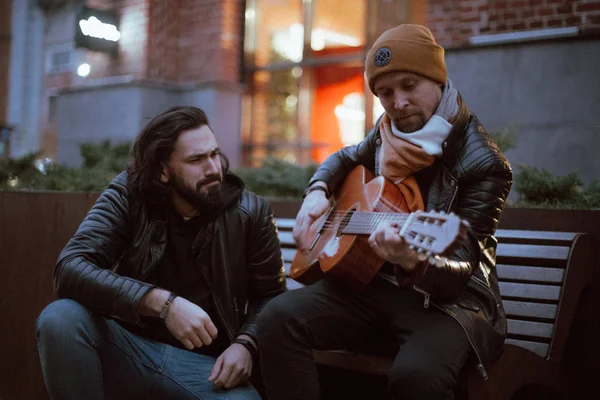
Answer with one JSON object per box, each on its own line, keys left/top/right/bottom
{"left": 293, "top": 183, "right": 330, "bottom": 252}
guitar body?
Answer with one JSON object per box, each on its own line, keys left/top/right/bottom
{"left": 290, "top": 166, "right": 411, "bottom": 290}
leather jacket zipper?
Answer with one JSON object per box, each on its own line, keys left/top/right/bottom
{"left": 413, "top": 285, "right": 488, "bottom": 379}
{"left": 445, "top": 181, "right": 459, "bottom": 213}
{"left": 413, "top": 286, "right": 431, "bottom": 308}
{"left": 431, "top": 302, "right": 489, "bottom": 380}
{"left": 200, "top": 269, "right": 235, "bottom": 341}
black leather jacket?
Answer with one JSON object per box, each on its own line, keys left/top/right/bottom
{"left": 54, "top": 172, "right": 286, "bottom": 342}
{"left": 310, "top": 102, "right": 513, "bottom": 377}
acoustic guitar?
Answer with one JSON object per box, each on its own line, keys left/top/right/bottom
{"left": 290, "top": 165, "right": 468, "bottom": 290}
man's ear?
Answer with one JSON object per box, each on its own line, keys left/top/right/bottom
{"left": 160, "top": 165, "right": 169, "bottom": 183}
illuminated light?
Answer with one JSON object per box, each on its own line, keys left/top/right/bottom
{"left": 272, "top": 24, "right": 304, "bottom": 62}
{"left": 311, "top": 29, "right": 361, "bottom": 51}
{"left": 286, "top": 95, "right": 298, "bottom": 108}
{"left": 79, "top": 16, "right": 121, "bottom": 42}
{"left": 334, "top": 105, "right": 365, "bottom": 121}
{"left": 77, "top": 63, "right": 91, "bottom": 77}
{"left": 245, "top": 9, "right": 255, "bottom": 19}
{"left": 335, "top": 93, "right": 366, "bottom": 146}
{"left": 7, "top": 175, "right": 18, "bottom": 187}
{"left": 292, "top": 67, "right": 303, "bottom": 78}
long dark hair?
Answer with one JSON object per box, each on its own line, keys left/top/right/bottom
{"left": 125, "top": 106, "right": 229, "bottom": 273}
{"left": 126, "top": 106, "right": 229, "bottom": 210}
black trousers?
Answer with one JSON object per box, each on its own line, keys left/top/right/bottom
{"left": 257, "top": 277, "right": 471, "bottom": 400}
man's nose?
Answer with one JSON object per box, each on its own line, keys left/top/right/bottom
{"left": 205, "top": 157, "right": 220, "bottom": 176}
{"left": 394, "top": 92, "right": 409, "bottom": 110}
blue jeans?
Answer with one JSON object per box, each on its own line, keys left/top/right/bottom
{"left": 36, "top": 299, "right": 262, "bottom": 400}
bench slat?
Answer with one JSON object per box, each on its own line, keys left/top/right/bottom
{"left": 495, "top": 230, "right": 578, "bottom": 242}
{"left": 281, "top": 248, "right": 297, "bottom": 263}
{"left": 497, "top": 265, "right": 565, "bottom": 283}
{"left": 275, "top": 218, "right": 296, "bottom": 229}
{"left": 278, "top": 231, "right": 295, "bottom": 246}
{"left": 499, "top": 282, "right": 561, "bottom": 301}
{"left": 507, "top": 319, "right": 554, "bottom": 339}
{"left": 505, "top": 339, "right": 550, "bottom": 358}
{"left": 502, "top": 300, "right": 558, "bottom": 320}
{"left": 496, "top": 243, "right": 570, "bottom": 261}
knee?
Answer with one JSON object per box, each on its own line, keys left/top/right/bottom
{"left": 256, "top": 291, "right": 305, "bottom": 338}
{"left": 257, "top": 293, "right": 293, "bottom": 329}
{"left": 36, "top": 299, "right": 94, "bottom": 340}
{"left": 388, "top": 360, "right": 455, "bottom": 400}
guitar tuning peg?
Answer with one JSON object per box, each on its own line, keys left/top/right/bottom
{"left": 417, "top": 252, "right": 428, "bottom": 262}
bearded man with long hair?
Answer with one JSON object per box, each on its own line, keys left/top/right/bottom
{"left": 36, "top": 106, "right": 285, "bottom": 399}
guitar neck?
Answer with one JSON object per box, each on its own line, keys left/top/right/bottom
{"left": 341, "top": 211, "right": 412, "bottom": 236}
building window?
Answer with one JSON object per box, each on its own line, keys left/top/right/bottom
{"left": 46, "top": 44, "right": 74, "bottom": 74}
{"left": 242, "top": 0, "right": 369, "bottom": 166}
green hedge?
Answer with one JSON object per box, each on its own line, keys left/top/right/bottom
{"left": 233, "top": 157, "right": 318, "bottom": 200}
{"left": 513, "top": 165, "right": 600, "bottom": 209}
{"left": 2, "top": 140, "right": 599, "bottom": 209}
{"left": 0, "top": 142, "right": 317, "bottom": 198}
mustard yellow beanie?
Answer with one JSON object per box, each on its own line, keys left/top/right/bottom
{"left": 365, "top": 24, "right": 447, "bottom": 95}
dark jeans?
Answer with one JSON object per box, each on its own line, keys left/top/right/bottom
{"left": 36, "top": 299, "right": 261, "bottom": 400}
{"left": 257, "top": 277, "right": 471, "bottom": 400}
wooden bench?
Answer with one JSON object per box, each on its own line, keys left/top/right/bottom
{"left": 275, "top": 217, "right": 595, "bottom": 399}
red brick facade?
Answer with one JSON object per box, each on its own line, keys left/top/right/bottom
{"left": 89, "top": 0, "right": 245, "bottom": 84}
{"left": 61, "top": 0, "right": 600, "bottom": 84}
{"left": 73, "top": 0, "right": 243, "bottom": 84}
{"left": 427, "top": 0, "right": 600, "bottom": 47}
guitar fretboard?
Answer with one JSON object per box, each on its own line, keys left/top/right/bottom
{"left": 342, "top": 211, "right": 411, "bottom": 235}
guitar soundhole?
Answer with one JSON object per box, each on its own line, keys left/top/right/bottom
{"left": 335, "top": 208, "right": 356, "bottom": 237}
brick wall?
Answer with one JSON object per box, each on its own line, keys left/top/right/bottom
{"left": 51, "top": 0, "right": 243, "bottom": 84}
{"left": 144, "top": 0, "right": 244, "bottom": 84}
{"left": 427, "top": 0, "right": 600, "bottom": 47}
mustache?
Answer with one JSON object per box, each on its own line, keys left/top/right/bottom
{"left": 196, "top": 175, "right": 222, "bottom": 189}
{"left": 396, "top": 111, "right": 417, "bottom": 119}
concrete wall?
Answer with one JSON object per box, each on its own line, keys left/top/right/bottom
{"left": 7, "top": 0, "right": 45, "bottom": 158}
{"left": 446, "top": 37, "right": 600, "bottom": 186}
{"left": 57, "top": 80, "right": 243, "bottom": 168}
{"left": 0, "top": 0, "right": 12, "bottom": 125}
{"left": 57, "top": 81, "right": 143, "bottom": 166}
{"left": 182, "top": 85, "right": 243, "bottom": 169}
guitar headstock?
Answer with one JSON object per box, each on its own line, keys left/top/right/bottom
{"left": 399, "top": 210, "right": 469, "bottom": 265}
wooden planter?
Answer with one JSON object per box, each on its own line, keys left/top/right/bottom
{"left": 0, "top": 191, "right": 598, "bottom": 400}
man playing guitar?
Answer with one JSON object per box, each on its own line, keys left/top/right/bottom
{"left": 257, "top": 24, "right": 513, "bottom": 400}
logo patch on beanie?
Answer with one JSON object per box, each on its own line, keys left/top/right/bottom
{"left": 374, "top": 47, "right": 392, "bottom": 67}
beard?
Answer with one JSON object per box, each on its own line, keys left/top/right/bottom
{"left": 392, "top": 110, "right": 427, "bottom": 133}
{"left": 170, "top": 173, "right": 225, "bottom": 210}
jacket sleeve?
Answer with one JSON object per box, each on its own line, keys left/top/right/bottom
{"left": 309, "top": 125, "right": 379, "bottom": 193}
{"left": 238, "top": 198, "right": 287, "bottom": 339}
{"left": 412, "top": 157, "right": 513, "bottom": 301}
{"left": 53, "top": 172, "right": 155, "bottom": 324}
